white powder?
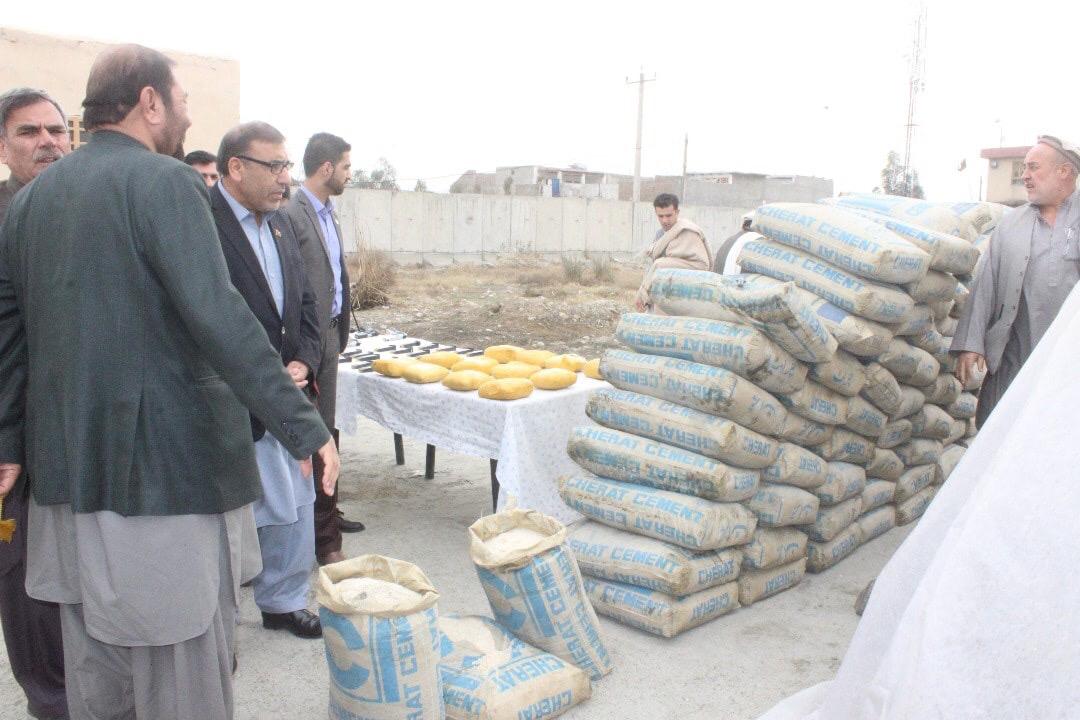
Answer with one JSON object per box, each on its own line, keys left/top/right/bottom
{"left": 482, "top": 527, "right": 548, "bottom": 559}
{"left": 335, "top": 577, "right": 422, "bottom": 612}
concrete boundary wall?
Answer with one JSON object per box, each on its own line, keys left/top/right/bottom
{"left": 334, "top": 189, "right": 750, "bottom": 264}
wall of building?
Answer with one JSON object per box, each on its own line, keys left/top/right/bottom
{"left": 985, "top": 158, "right": 1027, "bottom": 206}
{"left": 334, "top": 189, "right": 750, "bottom": 265}
{"left": 628, "top": 174, "right": 833, "bottom": 205}
{"left": 0, "top": 27, "right": 240, "bottom": 179}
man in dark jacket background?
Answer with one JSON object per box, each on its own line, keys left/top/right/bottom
{"left": 210, "top": 121, "right": 324, "bottom": 639}
{"left": 0, "top": 86, "right": 69, "bottom": 720}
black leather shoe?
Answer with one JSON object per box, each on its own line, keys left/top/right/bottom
{"left": 338, "top": 516, "right": 365, "bottom": 533}
{"left": 261, "top": 609, "right": 322, "bottom": 638}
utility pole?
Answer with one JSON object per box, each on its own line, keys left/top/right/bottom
{"left": 626, "top": 69, "right": 655, "bottom": 204}
{"left": 681, "top": 133, "right": 689, "bottom": 199}
{"left": 902, "top": 3, "right": 927, "bottom": 196}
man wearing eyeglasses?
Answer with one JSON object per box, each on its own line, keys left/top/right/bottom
{"left": 184, "top": 149, "right": 219, "bottom": 187}
{"left": 210, "top": 122, "right": 324, "bottom": 639}
{"left": 952, "top": 135, "right": 1080, "bottom": 427}
{"left": 277, "top": 133, "right": 361, "bottom": 566}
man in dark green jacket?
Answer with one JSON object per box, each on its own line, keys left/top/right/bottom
{"left": 0, "top": 45, "right": 339, "bottom": 720}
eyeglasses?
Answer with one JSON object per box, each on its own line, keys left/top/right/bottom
{"left": 236, "top": 155, "right": 294, "bottom": 175}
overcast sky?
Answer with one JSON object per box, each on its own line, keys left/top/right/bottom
{"left": 5, "top": 0, "right": 1078, "bottom": 199}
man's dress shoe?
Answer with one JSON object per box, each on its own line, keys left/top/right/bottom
{"left": 261, "top": 609, "right": 322, "bottom": 638}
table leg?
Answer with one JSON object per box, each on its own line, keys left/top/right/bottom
{"left": 425, "top": 444, "right": 435, "bottom": 479}
{"left": 489, "top": 459, "right": 499, "bottom": 512}
{"left": 393, "top": 433, "right": 405, "bottom": 465}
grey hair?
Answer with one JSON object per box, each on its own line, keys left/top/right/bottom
{"left": 0, "top": 88, "right": 66, "bottom": 139}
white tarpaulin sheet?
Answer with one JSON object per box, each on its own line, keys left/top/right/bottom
{"left": 758, "top": 283, "right": 1080, "bottom": 719}
{"left": 337, "top": 365, "right": 608, "bottom": 524}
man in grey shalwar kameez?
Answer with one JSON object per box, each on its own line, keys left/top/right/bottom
{"left": 0, "top": 45, "right": 341, "bottom": 720}
{"left": 952, "top": 135, "right": 1080, "bottom": 428}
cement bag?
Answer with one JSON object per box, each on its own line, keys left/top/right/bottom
{"left": 803, "top": 497, "right": 862, "bottom": 543}
{"left": 890, "top": 386, "right": 927, "bottom": 421}
{"left": 860, "top": 363, "right": 903, "bottom": 415}
{"left": 567, "top": 425, "right": 759, "bottom": 502}
{"left": 741, "top": 527, "right": 808, "bottom": 571}
{"left": 935, "top": 444, "right": 966, "bottom": 484}
{"left": 585, "top": 388, "right": 779, "bottom": 469}
{"left": 878, "top": 338, "right": 940, "bottom": 386}
{"left": 930, "top": 299, "right": 953, "bottom": 323}
{"left": 866, "top": 448, "right": 904, "bottom": 481}
{"left": 861, "top": 480, "right": 897, "bottom": 512}
{"left": 945, "top": 419, "right": 968, "bottom": 445}
{"left": 856, "top": 505, "right": 897, "bottom": 544}
{"left": 812, "top": 428, "right": 875, "bottom": 465}
{"left": 745, "top": 483, "right": 820, "bottom": 528}
{"left": 894, "top": 464, "right": 936, "bottom": 502}
{"left": 438, "top": 615, "right": 590, "bottom": 720}
{"left": 776, "top": 412, "right": 834, "bottom": 447}
{"left": 647, "top": 269, "right": 837, "bottom": 363}
{"left": 738, "top": 557, "right": 806, "bottom": 606}
{"left": 582, "top": 576, "right": 738, "bottom": 638}
{"left": 317, "top": 555, "right": 443, "bottom": 720}
{"left": 893, "top": 304, "right": 935, "bottom": 337}
{"left": 905, "top": 270, "right": 960, "bottom": 303}
{"left": 909, "top": 404, "right": 953, "bottom": 440}
{"left": 469, "top": 511, "right": 612, "bottom": 680}
{"left": 806, "top": 524, "right": 861, "bottom": 573}
{"left": 821, "top": 194, "right": 978, "bottom": 242}
{"left": 844, "top": 395, "right": 888, "bottom": 438}
{"left": 792, "top": 286, "right": 894, "bottom": 357}
{"left": 895, "top": 485, "right": 937, "bottom": 525}
{"left": 614, "top": 313, "right": 805, "bottom": 394}
{"left": 808, "top": 349, "right": 866, "bottom": 397}
{"left": 965, "top": 418, "right": 978, "bottom": 439}
{"left": 920, "top": 373, "right": 962, "bottom": 405}
{"left": 948, "top": 200, "right": 1006, "bottom": 235}
{"left": 812, "top": 462, "right": 867, "bottom": 506}
{"left": 557, "top": 474, "right": 756, "bottom": 551}
{"left": 877, "top": 420, "right": 913, "bottom": 450}
{"left": 762, "top": 443, "right": 829, "bottom": 489}
{"left": 777, "top": 380, "right": 849, "bottom": 426}
{"left": 947, "top": 393, "right": 978, "bottom": 419}
{"left": 846, "top": 208, "right": 979, "bottom": 274}
{"left": 910, "top": 328, "right": 952, "bottom": 364}
{"left": 737, "top": 239, "right": 915, "bottom": 323}
{"left": 566, "top": 521, "right": 739, "bottom": 597}
{"left": 599, "top": 349, "right": 786, "bottom": 436}
{"left": 952, "top": 283, "right": 971, "bottom": 318}
{"left": 937, "top": 315, "right": 959, "bottom": 336}
{"left": 751, "top": 202, "right": 930, "bottom": 284}
{"left": 895, "top": 438, "right": 943, "bottom": 466}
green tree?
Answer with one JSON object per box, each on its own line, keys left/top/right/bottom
{"left": 880, "top": 151, "right": 924, "bottom": 198}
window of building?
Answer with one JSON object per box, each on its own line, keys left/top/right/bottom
{"left": 68, "top": 116, "right": 87, "bottom": 150}
{"left": 1011, "top": 160, "right": 1024, "bottom": 186}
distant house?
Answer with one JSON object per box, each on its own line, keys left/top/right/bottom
{"left": 980, "top": 146, "right": 1032, "bottom": 206}
{"left": 450, "top": 165, "right": 832, "bottom": 206}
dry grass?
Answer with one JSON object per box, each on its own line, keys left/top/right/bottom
{"left": 588, "top": 254, "right": 615, "bottom": 283}
{"left": 561, "top": 256, "right": 587, "bottom": 284}
{"left": 348, "top": 244, "right": 396, "bottom": 309}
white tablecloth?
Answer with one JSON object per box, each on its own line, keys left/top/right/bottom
{"left": 336, "top": 365, "right": 607, "bottom": 523}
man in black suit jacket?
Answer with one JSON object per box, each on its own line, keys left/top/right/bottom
{"left": 277, "top": 132, "right": 361, "bottom": 565}
{"left": 210, "top": 122, "right": 324, "bottom": 639}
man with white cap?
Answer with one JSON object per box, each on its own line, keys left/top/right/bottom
{"left": 952, "top": 134, "right": 1080, "bottom": 427}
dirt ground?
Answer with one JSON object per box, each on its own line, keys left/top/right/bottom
{"left": 353, "top": 256, "right": 644, "bottom": 358}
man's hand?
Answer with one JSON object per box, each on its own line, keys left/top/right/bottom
{"left": 286, "top": 361, "right": 309, "bottom": 389}
{"left": 0, "top": 464, "right": 22, "bottom": 499}
{"left": 955, "top": 351, "right": 986, "bottom": 387}
{"left": 634, "top": 298, "right": 646, "bottom": 312}
{"left": 316, "top": 439, "right": 340, "bottom": 496}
